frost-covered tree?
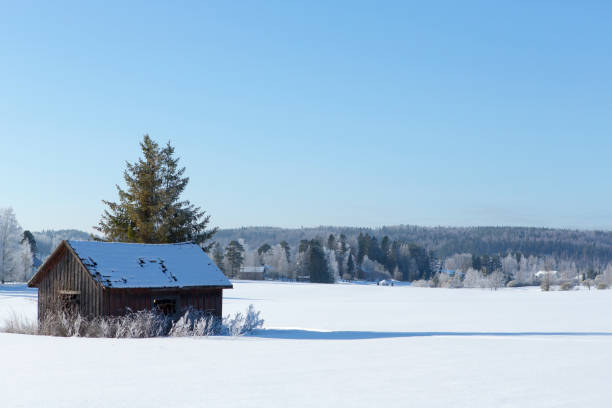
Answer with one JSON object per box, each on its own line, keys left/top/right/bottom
{"left": 488, "top": 270, "right": 506, "bottom": 290}
{"left": 18, "top": 241, "right": 33, "bottom": 282}
{"left": 598, "top": 263, "right": 612, "bottom": 286}
{"left": 501, "top": 254, "right": 519, "bottom": 279}
{"left": 360, "top": 255, "right": 390, "bottom": 281}
{"left": 0, "top": 208, "right": 23, "bottom": 283}
{"left": 516, "top": 255, "right": 537, "bottom": 284}
{"left": 558, "top": 259, "right": 578, "bottom": 281}
{"left": 463, "top": 268, "right": 486, "bottom": 288}
{"left": 263, "top": 244, "right": 291, "bottom": 279}
{"left": 327, "top": 249, "right": 340, "bottom": 281}
{"left": 444, "top": 253, "right": 473, "bottom": 272}
{"left": 393, "top": 266, "right": 402, "bottom": 281}
{"left": 437, "top": 272, "right": 463, "bottom": 288}
{"left": 96, "top": 135, "right": 217, "bottom": 250}
{"left": 241, "top": 241, "right": 260, "bottom": 269}
{"left": 21, "top": 230, "right": 37, "bottom": 256}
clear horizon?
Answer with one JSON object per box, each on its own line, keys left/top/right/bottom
{"left": 2, "top": 2, "right": 612, "bottom": 232}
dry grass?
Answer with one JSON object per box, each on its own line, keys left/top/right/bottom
{"left": 1, "top": 312, "right": 38, "bottom": 335}
{"left": 1, "top": 305, "right": 264, "bottom": 338}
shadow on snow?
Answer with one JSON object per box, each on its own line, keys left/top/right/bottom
{"left": 251, "top": 329, "right": 612, "bottom": 340}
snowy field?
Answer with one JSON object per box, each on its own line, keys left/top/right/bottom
{"left": 1, "top": 282, "right": 612, "bottom": 408}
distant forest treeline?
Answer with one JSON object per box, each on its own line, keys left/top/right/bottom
{"left": 34, "top": 229, "right": 92, "bottom": 260}
{"left": 214, "top": 225, "right": 612, "bottom": 267}
{"left": 31, "top": 225, "right": 612, "bottom": 285}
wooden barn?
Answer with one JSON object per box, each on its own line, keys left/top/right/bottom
{"left": 238, "top": 265, "right": 267, "bottom": 280}
{"left": 28, "top": 240, "right": 232, "bottom": 321}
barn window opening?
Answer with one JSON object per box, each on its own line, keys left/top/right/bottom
{"left": 153, "top": 298, "right": 176, "bottom": 315}
{"left": 58, "top": 291, "right": 80, "bottom": 312}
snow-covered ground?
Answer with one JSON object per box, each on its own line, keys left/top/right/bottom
{"left": 1, "top": 281, "right": 612, "bottom": 407}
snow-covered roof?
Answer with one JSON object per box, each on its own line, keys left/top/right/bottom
{"left": 67, "top": 240, "right": 232, "bottom": 289}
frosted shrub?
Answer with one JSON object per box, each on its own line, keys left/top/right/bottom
{"left": 222, "top": 305, "right": 264, "bottom": 336}
{"left": 169, "top": 308, "right": 220, "bottom": 337}
{"left": 224, "top": 311, "right": 245, "bottom": 336}
{"left": 112, "top": 310, "right": 172, "bottom": 338}
{"left": 3, "top": 305, "right": 263, "bottom": 338}
{"left": 39, "top": 310, "right": 83, "bottom": 337}
{"left": 192, "top": 314, "right": 219, "bottom": 336}
{"left": 411, "top": 279, "right": 431, "bottom": 288}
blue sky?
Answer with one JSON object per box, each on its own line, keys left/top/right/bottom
{"left": 1, "top": 1, "right": 611, "bottom": 232}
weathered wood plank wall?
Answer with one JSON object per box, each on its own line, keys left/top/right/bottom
{"left": 105, "top": 288, "right": 223, "bottom": 317}
{"left": 37, "top": 248, "right": 103, "bottom": 320}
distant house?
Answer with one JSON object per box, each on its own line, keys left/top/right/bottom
{"left": 535, "top": 270, "right": 558, "bottom": 278}
{"left": 238, "top": 266, "right": 267, "bottom": 281}
{"left": 378, "top": 279, "right": 399, "bottom": 286}
{"left": 441, "top": 269, "right": 464, "bottom": 278}
{"left": 27, "top": 240, "right": 232, "bottom": 321}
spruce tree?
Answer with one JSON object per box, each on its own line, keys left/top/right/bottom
{"left": 212, "top": 243, "right": 225, "bottom": 272}
{"left": 347, "top": 253, "right": 355, "bottom": 279}
{"left": 95, "top": 135, "right": 217, "bottom": 250}
{"left": 225, "top": 240, "right": 245, "bottom": 277}
{"left": 280, "top": 241, "right": 291, "bottom": 263}
{"left": 306, "top": 240, "right": 333, "bottom": 283}
{"left": 257, "top": 243, "right": 272, "bottom": 256}
{"left": 298, "top": 239, "right": 310, "bottom": 254}
{"left": 357, "top": 233, "right": 367, "bottom": 265}
{"left": 327, "top": 234, "right": 336, "bottom": 251}
{"left": 381, "top": 236, "right": 390, "bottom": 263}
{"left": 339, "top": 234, "right": 348, "bottom": 256}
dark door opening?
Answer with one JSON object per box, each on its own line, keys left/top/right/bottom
{"left": 153, "top": 298, "right": 177, "bottom": 315}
